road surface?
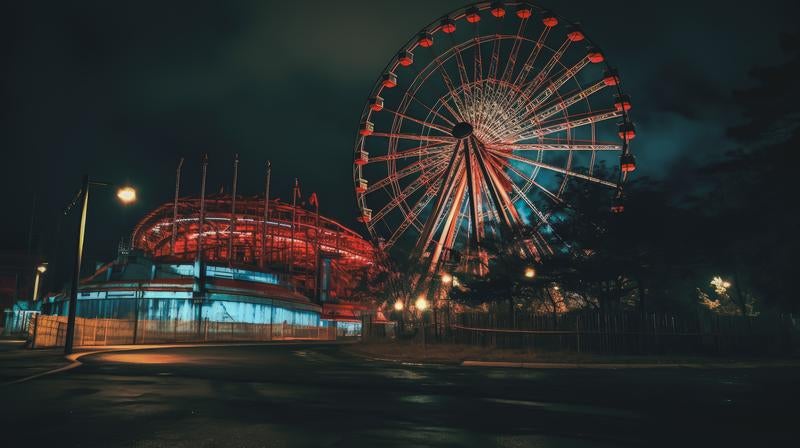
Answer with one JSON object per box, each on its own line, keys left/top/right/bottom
{"left": 0, "top": 343, "right": 796, "bottom": 447}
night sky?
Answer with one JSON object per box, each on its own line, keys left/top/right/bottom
{"left": 1, "top": 0, "right": 797, "bottom": 283}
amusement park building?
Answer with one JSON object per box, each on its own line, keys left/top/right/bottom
{"left": 44, "top": 195, "right": 377, "bottom": 330}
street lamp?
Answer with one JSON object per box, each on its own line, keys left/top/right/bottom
{"left": 440, "top": 272, "right": 452, "bottom": 284}
{"left": 415, "top": 295, "right": 429, "bottom": 311}
{"left": 524, "top": 267, "right": 536, "bottom": 279}
{"left": 63, "top": 175, "right": 136, "bottom": 354}
{"left": 116, "top": 186, "right": 137, "bottom": 204}
{"left": 393, "top": 300, "right": 404, "bottom": 311}
{"left": 32, "top": 263, "right": 48, "bottom": 302}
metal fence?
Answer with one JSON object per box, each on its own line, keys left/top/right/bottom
{"left": 28, "top": 315, "right": 336, "bottom": 348}
{"left": 389, "top": 310, "right": 799, "bottom": 355}
{"left": 2, "top": 309, "right": 39, "bottom": 337}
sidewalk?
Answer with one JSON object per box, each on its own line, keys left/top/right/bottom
{"left": 347, "top": 340, "right": 800, "bottom": 369}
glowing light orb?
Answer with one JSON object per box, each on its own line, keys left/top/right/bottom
{"left": 117, "top": 186, "right": 137, "bottom": 204}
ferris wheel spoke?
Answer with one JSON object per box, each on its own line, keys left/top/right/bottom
{"left": 517, "top": 59, "right": 591, "bottom": 118}
{"left": 484, "top": 42, "right": 577, "bottom": 140}
{"left": 472, "top": 36, "right": 483, "bottom": 83}
{"left": 485, "top": 33, "right": 528, "bottom": 132}
{"left": 489, "top": 57, "right": 590, "bottom": 141}
{"left": 497, "top": 165, "right": 550, "bottom": 226}
{"left": 502, "top": 160, "right": 563, "bottom": 205}
{"left": 452, "top": 49, "right": 475, "bottom": 122}
{"left": 428, "top": 171, "right": 469, "bottom": 271}
{"left": 384, "top": 185, "right": 442, "bottom": 248}
{"left": 487, "top": 142, "right": 622, "bottom": 152}
{"left": 486, "top": 36, "right": 502, "bottom": 82}
{"left": 524, "top": 39, "right": 572, "bottom": 96}
{"left": 529, "top": 81, "right": 610, "bottom": 124}
{"left": 368, "top": 143, "right": 452, "bottom": 163}
{"left": 512, "top": 27, "right": 550, "bottom": 88}
{"left": 487, "top": 148, "right": 619, "bottom": 188}
{"left": 503, "top": 166, "right": 569, "bottom": 254}
{"left": 500, "top": 21, "right": 529, "bottom": 85}
{"left": 366, "top": 153, "right": 450, "bottom": 194}
{"left": 405, "top": 90, "right": 458, "bottom": 127}
{"left": 473, "top": 36, "right": 484, "bottom": 107}
{"left": 436, "top": 58, "right": 469, "bottom": 120}
{"left": 474, "top": 38, "right": 505, "bottom": 132}
{"left": 368, "top": 132, "right": 455, "bottom": 144}
{"left": 513, "top": 109, "right": 622, "bottom": 141}
{"left": 381, "top": 108, "right": 453, "bottom": 135}
{"left": 472, "top": 138, "right": 521, "bottom": 233}
{"left": 415, "top": 140, "right": 466, "bottom": 258}
{"left": 370, "top": 160, "right": 451, "bottom": 224}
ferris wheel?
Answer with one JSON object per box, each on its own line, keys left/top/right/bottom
{"left": 353, "top": 1, "right": 636, "bottom": 277}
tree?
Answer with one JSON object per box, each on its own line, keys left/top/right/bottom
{"left": 690, "top": 32, "right": 800, "bottom": 312}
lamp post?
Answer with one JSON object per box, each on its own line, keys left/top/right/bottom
{"left": 415, "top": 295, "right": 429, "bottom": 350}
{"left": 436, "top": 272, "right": 453, "bottom": 339}
{"left": 63, "top": 175, "right": 136, "bottom": 354}
{"left": 32, "top": 263, "right": 48, "bottom": 302}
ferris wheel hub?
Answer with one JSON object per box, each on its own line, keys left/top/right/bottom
{"left": 451, "top": 122, "right": 474, "bottom": 139}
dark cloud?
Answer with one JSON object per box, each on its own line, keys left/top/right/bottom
{"left": 647, "top": 61, "right": 730, "bottom": 121}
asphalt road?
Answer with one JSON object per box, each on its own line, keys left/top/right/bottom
{"left": 0, "top": 343, "right": 797, "bottom": 447}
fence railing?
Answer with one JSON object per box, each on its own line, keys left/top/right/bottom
{"left": 28, "top": 315, "right": 336, "bottom": 348}
{"left": 2, "top": 310, "right": 38, "bottom": 337}
{"left": 383, "top": 311, "right": 799, "bottom": 355}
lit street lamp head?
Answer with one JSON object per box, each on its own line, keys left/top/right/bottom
{"left": 36, "top": 263, "right": 48, "bottom": 273}
{"left": 393, "top": 300, "right": 404, "bottom": 311}
{"left": 524, "top": 267, "right": 536, "bottom": 279}
{"left": 441, "top": 272, "right": 453, "bottom": 284}
{"left": 117, "top": 186, "right": 137, "bottom": 204}
{"left": 415, "top": 295, "right": 429, "bottom": 311}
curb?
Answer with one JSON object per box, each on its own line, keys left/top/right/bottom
{"left": 460, "top": 360, "right": 800, "bottom": 369}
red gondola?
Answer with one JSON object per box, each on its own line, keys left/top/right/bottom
{"left": 618, "top": 122, "right": 636, "bottom": 140}
{"left": 490, "top": 2, "right": 506, "bottom": 18}
{"left": 359, "top": 121, "right": 374, "bottom": 136}
{"left": 357, "top": 208, "right": 372, "bottom": 223}
{"left": 603, "top": 68, "right": 620, "bottom": 86}
{"left": 610, "top": 197, "right": 625, "bottom": 213}
{"left": 620, "top": 153, "right": 636, "bottom": 173}
{"left": 614, "top": 94, "right": 632, "bottom": 112}
{"left": 542, "top": 11, "right": 558, "bottom": 27}
{"left": 566, "top": 24, "right": 585, "bottom": 42}
{"left": 369, "top": 96, "right": 384, "bottom": 112}
{"left": 516, "top": 4, "right": 533, "bottom": 19}
{"left": 398, "top": 50, "right": 414, "bottom": 67}
{"left": 441, "top": 18, "right": 456, "bottom": 34}
{"left": 355, "top": 178, "right": 368, "bottom": 194}
{"left": 382, "top": 72, "right": 397, "bottom": 88}
{"left": 465, "top": 7, "right": 481, "bottom": 23}
{"left": 355, "top": 150, "right": 369, "bottom": 166}
{"left": 587, "top": 47, "right": 604, "bottom": 63}
{"left": 418, "top": 32, "right": 434, "bottom": 48}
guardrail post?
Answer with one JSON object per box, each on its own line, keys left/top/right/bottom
{"left": 30, "top": 314, "right": 39, "bottom": 349}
